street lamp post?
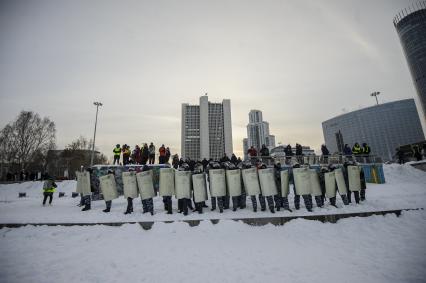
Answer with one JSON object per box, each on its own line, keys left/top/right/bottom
{"left": 370, "top": 91, "right": 381, "bottom": 105}
{"left": 90, "top": 102, "right": 103, "bottom": 166}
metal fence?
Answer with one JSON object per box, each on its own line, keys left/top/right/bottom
{"left": 247, "top": 155, "right": 383, "bottom": 166}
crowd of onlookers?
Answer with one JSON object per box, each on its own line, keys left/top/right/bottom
{"left": 113, "top": 143, "right": 172, "bottom": 165}
{"left": 395, "top": 143, "right": 426, "bottom": 164}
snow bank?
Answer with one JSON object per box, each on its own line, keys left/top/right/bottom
{"left": 0, "top": 210, "right": 424, "bottom": 283}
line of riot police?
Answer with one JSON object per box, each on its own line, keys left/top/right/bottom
{"left": 75, "top": 160, "right": 366, "bottom": 215}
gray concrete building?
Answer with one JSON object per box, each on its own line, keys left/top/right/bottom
{"left": 322, "top": 99, "right": 424, "bottom": 161}
{"left": 181, "top": 95, "right": 233, "bottom": 160}
{"left": 394, "top": 3, "right": 426, "bottom": 130}
{"left": 245, "top": 110, "right": 276, "bottom": 154}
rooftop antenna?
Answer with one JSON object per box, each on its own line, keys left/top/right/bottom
{"left": 370, "top": 91, "right": 381, "bottom": 105}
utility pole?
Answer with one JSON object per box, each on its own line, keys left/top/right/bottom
{"left": 90, "top": 102, "right": 103, "bottom": 167}
{"left": 370, "top": 91, "right": 381, "bottom": 105}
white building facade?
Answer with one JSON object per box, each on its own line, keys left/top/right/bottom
{"left": 245, "top": 110, "right": 276, "bottom": 154}
{"left": 181, "top": 95, "right": 233, "bottom": 161}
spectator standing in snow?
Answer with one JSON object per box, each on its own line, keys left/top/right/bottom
{"left": 42, "top": 176, "right": 57, "bottom": 206}
{"left": 122, "top": 144, "right": 131, "bottom": 165}
{"left": 159, "top": 144, "right": 166, "bottom": 164}
{"left": 112, "top": 144, "right": 121, "bottom": 165}
{"left": 165, "top": 147, "right": 171, "bottom": 163}
{"left": 148, "top": 142, "right": 155, "bottom": 164}
{"left": 172, "top": 154, "right": 179, "bottom": 169}
{"left": 295, "top": 143, "right": 303, "bottom": 164}
{"left": 260, "top": 144, "right": 269, "bottom": 157}
{"left": 247, "top": 146, "right": 257, "bottom": 158}
{"left": 141, "top": 143, "right": 149, "bottom": 165}
{"left": 321, "top": 144, "right": 330, "bottom": 164}
{"left": 132, "top": 145, "right": 142, "bottom": 164}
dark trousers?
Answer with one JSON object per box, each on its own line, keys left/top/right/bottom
{"left": 148, "top": 154, "right": 155, "bottom": 164}
{"left": 142, "top": 198, "right": 154, "bottom": 214}
{"left": 43, "top": 192, "right": 53, "bottom": 205}
{"left": 113, "top": 156, "right": 120, "bottom": 165}
{"left": 163, "top": 196, "right": 172, "bottom": 213}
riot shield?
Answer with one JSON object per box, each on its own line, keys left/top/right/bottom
{"left": 324, "top": 172, "right": 337, "bottom": 198}
{"left": 241, "top": 168, "right": 261, "bottom": 196}
{"left": 293, "top": 168, "right": 311, "bottom": 195}
{"left": 258, "top": 168, "right": 278, "bottom": 197}
{"left": 99, "top": 174, "right": 118, "bottom": 201}
{"left": 310, "top": 169, "right": 322, "bottom": 196}
{"left": 348, "top": 166, "right": 361, "bottom": 192}
{"left": 136, "top": 171, "right": 156, "bottom": 200}
{"left": 192, "top": 173, "right": 208, "bottom": 202}
{"left": 334, "top": 168, "right": 348, "bottom": 195}
{"left": 175, "top": 171, "right": 192, "bottom": 199}
{"left": 226, "top": 169, "right": 242, "bottom": 197}
{"left": 159, "top": 168, "right": 175, "bottom": 197}
{"left": 209, "top": 169, "right": 226, "bottom": 197}
{"left": 122, "top": 171, "right": 139, "bottom": 198}
{"left": 280, "top": 170, "right": 290, "bottom": 197}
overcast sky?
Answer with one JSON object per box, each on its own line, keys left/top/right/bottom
{"left": 0, "top": 0, "right": 423, "bottom": 159}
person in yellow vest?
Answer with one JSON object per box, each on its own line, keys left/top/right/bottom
{"left": 113, "top": 144, "right": 121, "bottom": 165}
{"left": 352, "top": 143, "right": 362, "bottom": 155}
{"left": 42, "top": 176, "right": 57, "bottom": 206}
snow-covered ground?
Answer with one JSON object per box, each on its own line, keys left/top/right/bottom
{"left": 0, "top": 164, "right": 425, "bottom": 283}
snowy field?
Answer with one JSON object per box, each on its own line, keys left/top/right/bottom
{"left": 0, "top": 164, "right": 425, "bottom": 283}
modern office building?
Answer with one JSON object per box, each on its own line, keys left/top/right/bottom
{"left": 243, "top": 138, "right": 249, "bottom": 160}
{"left": 322, "top": 99, "right": 424, "bottom": 161}
{"left": 181, "top": 95, "right": 233, "bottom": 160}
{"left": 394, "top": 3, "right": 426, "bottom": 127}
{"left": 245, "top": 110, "right": 276, "bottom": 154}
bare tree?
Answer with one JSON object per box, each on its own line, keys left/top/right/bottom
{"left": 0, "top": 111, "right": 56, "bottom": 170}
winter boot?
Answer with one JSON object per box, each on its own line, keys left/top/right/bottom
{"left": 267, "top": 196, "right": 275, "bottom": 213}
{"left": 354, "top": 191, "right": 360, "bottom": 204}
{"left": 211, "top": 197, "right": 217, "bottom": 211}
{"left": 303, "top": 195, "right": 313, "bottom": 212}
{"left": 182, "top": 199, "right": 188, "bottom": 216}
{"left": 360, "top": 189, "right": 366, "bottom": 201}
{"left": 330, "top": 197, "right": 338, "bottom": 208}
{"left": 259, "top": 195, "right": 266, "bottom": 211}
{"left": 251, "top": 196, "right": 257, "bottom": 212}
{"left": 341, "top": 194, "right": 349, "bottom": 205}
{"left": 178, "top": 199, "right": 183, "bottom": 213}
{"left": 124, "top": 197, "right": 133, "bottom": 214}
{"left": 282, "top": 197, "right": 292, "bottom": 212}
{"left": 347, "top": 192, "right": 352, "bottom": 203}
{"left": 294, "top": 195, "right": 300, "bottom": 210}
{"left": 223, "top": 196, "right": 230, "bottom": 209}
{"left": 315, "top": 196, "right": 323, "bottom": 208}
{"left": 274, "top": 195, "right": 282, "bottom": 211}
{"left": 103, "top": 201, "right": 111, "bottom": 213}
{"left": 218, "top": 197, "right": 224, "bottom": 213}
{"left": 81, "top": 196, "right": 91, "bottom": 211}
{"left": 232, "top": 196, "right": 239, "bottom": 211}
{"left": 167, "top": 198, "right": 173, "bottom": 214}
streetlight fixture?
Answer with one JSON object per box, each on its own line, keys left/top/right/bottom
{"left": 90, "top": 102, "right": 103, "bottom": 166}
{"left": 370, "top": 91, "right": 381, "bottom": 105}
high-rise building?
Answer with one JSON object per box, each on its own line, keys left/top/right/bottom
{"left": 245, "top": 110, "right": 276, "bottom": 155}
{"left": 181, "top": 95, "right": 233, "bottom": 160}
{"left": 394, "top": 3, "right": 426, "bottom": 130}
{"left": 322, "top": 99, "right": 424, "bottom": 161}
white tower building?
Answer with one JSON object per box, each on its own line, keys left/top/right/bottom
{"left": 181, "top": 95, "right": 233, "bottom": 160}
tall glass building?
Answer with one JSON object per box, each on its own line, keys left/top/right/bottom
{"left": 394, "top": 3, "right": 426, "bottom": 125}
{"left": 322, "top": 99, "right": 424, "bottom": 161}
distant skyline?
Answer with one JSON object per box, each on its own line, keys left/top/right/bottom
{"left": 0, "top": 0, "right": 424, "bottom": 160}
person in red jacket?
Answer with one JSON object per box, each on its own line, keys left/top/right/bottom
{"left": 159, "top": 144, "right": 166, "bottom": 164}
{"left": 247, "top": 146, "right": 257, "bottom": 157}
